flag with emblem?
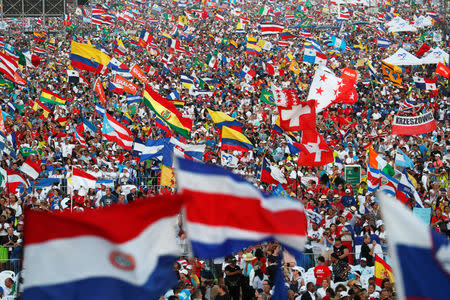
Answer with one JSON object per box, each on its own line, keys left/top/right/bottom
{"left": 260, "top": 88, "right": 275, "bottom": 106}
{"left": 277, "top": 100, "right": 316, "bottom": 132}
{"left": 102, "top": 112, "right": 133, "bottom": 150}
{"left": 381, "top": 61, "right": 402, "bottom": 86}
{"left": 39, "top": 89, "right": 66, "bottom": 105}
{"left": 297, "top": 131, "right": 333, "bottom": 166}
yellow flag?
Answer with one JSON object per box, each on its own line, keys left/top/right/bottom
{"left": 289, "top": 60, "right": 300, "bottom": 75}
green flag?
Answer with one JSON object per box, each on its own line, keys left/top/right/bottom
{"left": 19, "top": 147, "right": 40, "bottom": 158}
{"left": 260, "top": 89, "right": 276, "bottom": 106}
{"left": 294, "top": 11, "right": 305, "bottom": 19}
{"left": 0, "top": 78, "right": 14, "bottom": 90}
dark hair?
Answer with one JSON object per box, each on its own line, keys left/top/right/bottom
{"left": 254, "top": 248, "right": 264, "bottom": 259}
{"left": 318, "top": 256, "right": 325, "bottom": 262}
{"left": 168, "top": 296, "right": 178, "bottom": 300}
{"left": 219, "top": 284, "right": 229, "bottom": 294}
{"left": 326, "top": 287, "right": 336, "bottom": 298}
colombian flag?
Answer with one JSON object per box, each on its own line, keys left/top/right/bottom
{"left": 207, "top": 108, "right": 242, "bottom": 130}
{"left": 221, "top": 126, "right": 253, "bottom": 152}
{"left": 70, "top": 41, "right": 111, "bottom": 74}
{"left": 40, "top": 89, "right": 66, "bottom": 105}
{"left": 143, "top": 85, "right": 192, "bottom": 139}
{"left": 374, "top": 254, "right": 394, "bottom": 287}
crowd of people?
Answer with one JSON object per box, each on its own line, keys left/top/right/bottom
{"left": 0, "top": 0, "right": 448, "bottom": 299}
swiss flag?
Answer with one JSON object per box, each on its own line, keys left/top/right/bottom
{"left": 436, "top": 62, "right": 450, "bottom": 78}
{"left": 297, "top": 131, "right": 333, "bottom": 167}
{"left": 277, "top": 100, "right": 317, "bottom": 132}
{"left": 307, "top": 66, "right": 358, "bottom": 112}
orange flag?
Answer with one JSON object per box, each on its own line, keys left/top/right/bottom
{"left": 340, "top": 67, "right": 357, "bottom": 82}
{"left": 436, "top": 62, "right": 450, "bottom": 78}
{"left": 112, "top": 75, "right": 138, "bottom": 95}
{"left": 374, "top": 254, "right": 394, "bottom": 287}
{"left": 130, "top": 64, "right": 149, "bottom": 86}
{"left": 94, "top": 78, "right": 107, "bottom": 105}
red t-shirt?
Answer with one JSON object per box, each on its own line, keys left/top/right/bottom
{"left": 314, "top": 264, "right": 331, "bottom": 285}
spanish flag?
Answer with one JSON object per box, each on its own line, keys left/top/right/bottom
{"left": 381, "top": 61, "right": 402, "bottom": 86}
{"left": 221, "top": 126, "right": 253, "bottom": 152}
{"left": 143, "top": 85, "right": 192, "bottom": 139}
{"left": 40, "top": 89, "right": 66, "bottom": 105}
{"left": 70, "top": 41, "right": 111, "bottom": 74}
{"left": 374, "top": 254, "right": 394, "bottom": 287}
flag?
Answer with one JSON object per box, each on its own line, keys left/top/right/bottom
{"left": 303, "top": 48, "right": 327, "bottom": 65}
{"left": 127, "top": 95, "right": 142, "bottom": 105}
{"left": 95, "top": 103, "right": 105, "bottom": 116}
{"left": 6, "top": 169, "right": 29, "bottom": 193}
{"left": 367, "top": 60, "right": 382, "bottom": 84}
{"left": 277, "top": 100, "right": 316, "bottom": 132}
{"left": 327, "top": 35, "right": 347, "bottom": 51}
{"left": 307, "top": 65, "right": 358, "bottom": 112}
{"left": 220, "top": 152, "right": 239, "bottom": 168}
{"left": 413, "top": 77, "right": 437, "bottom": 94}
{"left": 175, "top": 157, "right": 308, "bottom": 259}
{"left": 381, "top": 61, "right": 402, "bottom": 86}
{"left": 102, "top": 112, "right": 133, "bottom": 150}
{"left": 32, "top": 100, "right": 52, "bottom": 118}
{"left": 297, "top": 131, "right": 333, "bottom": 167}
{"left": 130, "top": 64, "right": 149, "bottom": 86}
{"left": 395, "top": 149, "right": 414, "bottom": 169}
{"left": 22, "top": 195, "right": 182, "bottom": 300}
{"left": 436, "top": 62, "right": 450, "bottom": 78}
{"left": 261, "top": 157, "right": 286, "bottom": 185}
{"left": 139, "top": 29, "right": 153, "bottom": 47}
{"left": 81, "top": 116, "right": 96, "bottom": 134}
{"left": 367, "top": 166, "right": 381, "bottom": 192}
{"left": 107, "top": 58, "right": 131, "bottom": 78}
{"left": 369, "top": 147, "right": 395, "bottom": 176}
{"left": 240, "top": 65, "right": 256, "bottom": 82}
{"left": 40, "top": 89, "right": 66, "bottom": 105}
{"left": 67, "top": 69, "right": 86, "bottom": 84}
{"left": 378, "top": 192, "right": 450, "bottom": 300}
{"left": 221, "top": 126, "right": 253, "bottom": 152}
{"left": 70, "top": 41, "right": 111, "bottom": 73}
{"left": 260, "top": 88, "right": 276, "bottom": 106}
{"left": 391, "top": 111, "right": 437, "bottom": 136}
{"left": 207, "top": 108, "right": 242, "bottom": 130}
{"left": 108, "top": 82, "right": 123, "bottom": 93}
{"left": 20, "top": 157, "right": 41, "bottom": 180}
{"left": 416, "top": 43, "right": 431, "bottom": 57}
{"left": 71, "top": 167, "right": 97, "bottom": 190}
{"left": 374, "top": 254, "right": 394, "bottom": 287}
{"left": 377, "top": 38, "right": 392, "bottom": 47}
{"left": 94, "top": 78, "right": 107, "bottom": 105}
{"left": 112, "top": 75, "right": 137, "bottom": 95}
{"left": 155, "top": 117, "right": 172, "bottom": 137}
{"left": 74, "top": 126, "right": 86, "bottom": 147}
{"left": 143, "top": 85, "right": 192, "bottom": 139}
{"left": 259, "top": 23, "right": 284, "bottom": 35}
{"left": 285, "top": 134, "right": 302, "bottom": 155}
{"left": 133, "top": 138, "right": 169, "bottom": 161}
{"left": 258, "top": 5, "right": 271, "bottom": 16}
{"left": 271, "top": 86, "right": 301, "bottom": 107}
{"left": 246, "top": 43, "right": 262, "bottom": 55}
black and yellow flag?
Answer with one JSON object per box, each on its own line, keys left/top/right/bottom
{"left": 381, "top": 61, "right": 402, "bottom": 86}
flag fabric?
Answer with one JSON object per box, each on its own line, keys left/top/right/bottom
{"left": 377, "top": 38, "right": 392, "bottom": 47}
{"left": 94, "top": 78, "right": 107, "bottom": 105}
{"left": 303, "top": 48, "right": 327, "bottom": 65}
{"left": 374, "top": 254, "right": 394, "bottom": 287}
{"left": 133, "top": 138, "right": 169, "bottom": 161}
{"left": 32, "top": 100, "right": 52, "bottom": 118}
{"left": 220, "top": 152, "right": 239, "bottom": 168}
{"left": 67, "top": 69, "right": 87, "bottom": 84}
{"left": 74, "top": 126, "right": 86, "bottom": 147}
{"left": 260, "top": 88, "right": 276, "bottom": 106}
{"left": 271, "top": 86, "right": 301, "bottom": 107}
{"left": 367, "top": 166, "right": 381, "bottom": 192}
{"left": 413, "top": 76, "right": 437, "bottom": 94}
{"left": 307, "top": 65, "right": 358, "bottom": 112}
{"left": 112, "top": 75, "right": 137, "bottom": 95}
{"left": 6, "top": 169, "right": 29, "bottom": 193}
{"left": 378, "top": 192, "right": 450, "bottom": 300}
{"left": 155, "top": 117, "right": 172, "bottom": 137}
{"left": 240, "top": 65, "right": 256, "bottom": 82}
{"left": 369, "top": 147, "right": 395, "bottom": 176}
{"left": 259, "top": 23, "right": 284, "bottom": 35}
{"left": 415, "top": 43, "right": 431, "bottom": 57}
{"left": 297, "top": 131, "right": 333, "bottom": 167}
{"left": 285, "top": 134, "right": 302, "bottom": 155}
{"left": 22, "top": 195, "right": 183, "bottom": 300}
{"left": 381, "top": 61, "right": 402, "bottom": 86}
{"left": 221, "top": 126, "right": 253, "bottom": 152}
{"left": 143, "top": 85, "right": 192, "bottom": 139}
{"left": 175, "top": 157, "right": 308, "bottom": 259}
{"left": 95, "top": 103, "right": 105, "bottom": 116}
{"left": 39, "top": 89, "right": 66, "bottom": 105}
{"left": 130, "top": 64, "right": 150, "bottom": 86}
{"left": 207, "top": 108, "right": 242, "bottom": 130}
{"left": 102, "top": 113, "right": 133, "bottom": 150}
{"left": 436, "top": 62, "right": 450, "bottom": 78}
{"left": 277, "top": 100, "right": 316, "bottom": 132}
{"left": 395, "top": 148, "right": 414, "bottom": 169}
{"left": 379, "top": 173, "right": 415, "bottom": 206}
{"left": 246, "top": 43, "right": 262, "bottom": 55}
{"left": 70, "top": 41, "right": 111, "bottom": 74}
{"left": 391, "top": 111, "right": 437, "bottom": 136}
{"left": 261, "top": 157, "right": 287, "bottom": 185}
{"left": 71, "top": 167, "right": 97, "bottom": 190}
{"left": 20, "top": 157, "right": 41, "bottom": 180}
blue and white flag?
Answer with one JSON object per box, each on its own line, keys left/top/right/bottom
{"left": 7, "top": 101, "right": 16, "bottom": 112}
{"left": 327, "top": 35, "right": 347, "bottom": 51}
{"left": 377, "top": 38, "right": 392, "bottom": 47}
{"left": 95, "top": 103, "right": 105, "bottom": 116}
{"left": 133, "top": 138, "right": 169, "bottom": 161}
{"left": 395, "top": 148, "right": 414, "bottom": 169}
{"left": 220, "top": 151, "right": 239, "bottom": 168}
{"left": 126, "top": 95, "right": 142, "bottom": 104}
{"left": 81, "top": 116, "right": 97, "bottom": 134}
{"left": 167, "top": 90, "right": 180, "bottom": 100}
{"left": 379, "top": 192, "right": 450, "bottom": 300}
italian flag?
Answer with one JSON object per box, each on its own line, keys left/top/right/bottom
{"left": 40, "top": 89, "right": 66, "bottom": 105}
{"left": 20, "top": 158, "right": 41, "bottom": 180}
{"left": 369, "top": 147, "right": 395, "bottom": 176}
{"left": 258, "top": 5, "right": 271, "bottom": 16}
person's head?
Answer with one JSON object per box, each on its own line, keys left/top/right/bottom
{"left": 4, "top": 278, "right": 13, "bottom": 288}
{"left": 306, "top": 281, "right": 315, "bottom": 292}
{"left": 331, "top": 253, "right": 339, "bottom": 263}
{"left": 318, "top": 256, "right": 325, "bottom": 265}
{"left": 218, "top": 284, "right": 229, "bottom": 295}
{"left": 380, "top": 289, "right": 390, "bottom": 300}
{"left": 263, "top": 280, "right": 271, "bottom": 293}
{"left": 326, "top": 287, "right": 336, "bottom": 298}
{"left": 179, "top": 269, "right": 188, "bottom": 280}
{"left": 368, "top": 283, "right": 376, "bottom": 294}
{"left": 381, "top": 279, "right": 391, "bottom": 289}
{"left": 322, "top": 278, "right": 330, "bottom": 288}
{"left": 335, "top": 237, "right": 342, "bottom": 246}
{"left": 191, "top": 288, "right": 202, "bottom": 300}
{"left": 364, "top": 234, "right": 371, "bottom": 244}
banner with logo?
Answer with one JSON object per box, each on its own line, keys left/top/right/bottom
{"left": 392, "top": 111, "right": 437, "bottom": 135}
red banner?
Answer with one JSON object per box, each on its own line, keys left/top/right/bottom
{"left": 112, "top": 75, "right": 137, "bottom": 95}
{"left": 392, "top": 112, "right": 437, "bottom": 135}
{"left": 94, "top": 78, "right": 106, "bottom": 105}
{"left": 130, "top": 64, "right": 149, "bottom": 86}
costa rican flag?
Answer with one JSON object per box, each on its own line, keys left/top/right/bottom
{"left": 175, "top": 157, "right": 308, "bottom": 259}
{"left": 259, "top": 23, "right": 284, "bottom": 35}
{"left": 33, "top": 47, "right": 46, "bottom": 54}
{"left": 22, "top": 195, "right": 183, "bottom": 300}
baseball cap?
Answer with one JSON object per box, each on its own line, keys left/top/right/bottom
{"left": 345, "top": 189, "right": 351, "bottom": 193}
{"left": 360, "top": 257, "right": 367, "bottom": 261}
{"left": 340, "top": 291, "right": 349, "bottom": 298}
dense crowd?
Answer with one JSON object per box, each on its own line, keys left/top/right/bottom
{"left": 0, "top": 0, "right": 448, "bottom": 299}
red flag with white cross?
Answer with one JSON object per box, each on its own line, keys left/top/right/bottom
{"left": 297, "top": 130, "right": 333, "bottom": 166}
{"left": 277, "top": 100, "right": 317, "bottom": 132}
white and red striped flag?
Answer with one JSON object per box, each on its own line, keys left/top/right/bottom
{"left": 72, "top": 167, "right": 97, "bottom": 190}
{"left": 6, "top": 169, "right": 29, "bottom": 193}
{"left": 20, "top": 158, "right": 41, "bottom": 180}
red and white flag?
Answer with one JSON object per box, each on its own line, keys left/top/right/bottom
{"left": 102, "top": 112, "right": 133, "bottom": 150}
{"left": 259, "top": 23, "right": 284, "bottom": 35}
{"left": 307, "top": 66, "right": 357, "bottom": 112}
{"left": 72, "top": 167, "right": 97, "bottom": 190}
{"left": 271, "top": 85, "right": 301, "bottom": 107}
{"left": 215, "top": 14, "right": 224, "bottom": 21}
{"left": 20, "top": 158, "right": 41, "bottom": 180}
{"left": 277, "top": 100, "right": 317, "bottom": 132}
{"left": 33, "top": 47, "right": 46, "bottom": 55}
{"left": 436, "top": 62, "right": 450, "bottom": 78}
{"left": 297, "top": 131, "right": 333, "bottom": 166}
{"left": 6, "top": 169, "right": 29, "bottom": 193}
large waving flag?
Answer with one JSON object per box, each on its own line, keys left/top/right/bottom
{"left": 70, "top": 41, "right": 111, "bottom": 74}
{"left": 374, "top": 254, "right": 394, "bottom": 287}
{"left": 143, "top": 85, "right": 192, "bottom": 139}
{"left": 395, "top": 148, "right": 414, "bottom": 169}
{"left": 6, "top": 169, "right": 29, "bottom": 193}
{"left": 72, "top": 167, "right": 97, "bottom": 190}
{"left": 207, "top": 108, "right": 242, "bottom": 130}
{"left": 378, "top": 192, "right": 450, "bottom": 300}
{"left": 221, "top": 126, "right": 253, "bottom": 152}
{"left": 102, "top": 112, "right": 133, "bottom": 150}
{"left": 175, "top": 157, "right": 308, "bottom": 259}
{"left": 133, "top": 138, "right": 169, "bottom": 161}
{"left": 22, "top": 195, "right": 183, "bottom": 300}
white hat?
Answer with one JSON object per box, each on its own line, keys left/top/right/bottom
{"left": 340, "top": 291, "right": 349, "bottom": 298}
{"left": 345, "top": 189, "right": 351, "bottom": 193}
{"left": 360, "top": 257, "right": 367, "bottom": 262}
{"left": 179, "top": 269, "right": 188, "bottom": 275}
{"left": 376, "top": 220, "right": 384, "bottom": 228}
{"left": 292, "top": 266, "right": 304, "bottom": 273}
{"left": 363, "top": 221, "right": 369, "bottom": 227}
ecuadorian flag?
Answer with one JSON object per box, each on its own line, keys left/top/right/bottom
{"left": 221, "top": 126, "right": 253, "bottom": 152}
{"left": 207, "top": 108, "right": 242, "bottom": 130}
{"left": 143, "top": 86, "right": 192, "bottom": 139}
{"left": 70, "top": 41, "right": 111, "bottom": 74}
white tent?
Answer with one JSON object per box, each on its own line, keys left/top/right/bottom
{"left": 386, "top": 16, "right": 417, "bottom": 32}
{"left": 420, "top": 47, "right": 450, "bottom": 64}
{"left": 384, "top": 48, "right": 422, "bottom": 65}
{"left": 414, "top": 16, "right": 433, "bottom": 28}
